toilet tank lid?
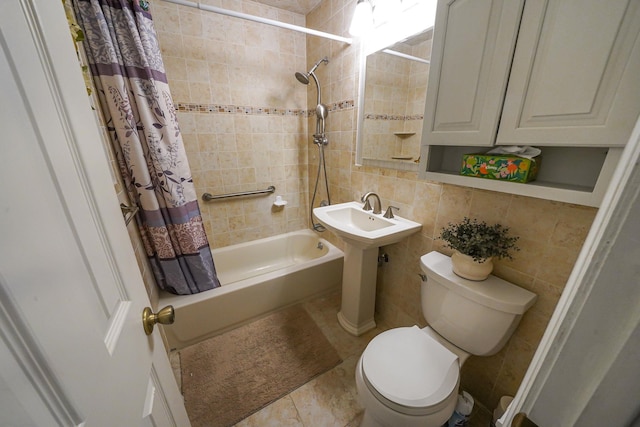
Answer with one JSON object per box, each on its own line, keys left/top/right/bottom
{"left": 420, "top": 251, "right": 537, "bottom": 315}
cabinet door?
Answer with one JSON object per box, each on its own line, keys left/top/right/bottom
{"left": 422, "top": 0, "right": 524, "bottom": 146}
{"left": 498, "top": 0, "right": 640, "bottom": 147}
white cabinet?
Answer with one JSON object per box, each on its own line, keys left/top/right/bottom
{"left": 498, "top": 0, "right": 640, "bottom": 146}
{"left": 419, "top": 0, "right": 640, "bottom": 206}
{"left": 423, "top": 0, "right": 524, "bottom": 147}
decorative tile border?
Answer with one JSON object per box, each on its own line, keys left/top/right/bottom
{"left": 329, "top": 100, "right": 355, "bottom": 112}
{"left": 176, "top": 100, "right": 355, "bottom": 117}
{"left": 364, "top": 113, "right": 424, "bottom": 121}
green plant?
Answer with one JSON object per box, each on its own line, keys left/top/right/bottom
{"left": 439, "top": 217, "right": 519, "bottom": 262}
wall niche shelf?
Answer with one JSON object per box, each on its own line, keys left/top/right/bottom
{"left": 419, "top": 145, "right": 622, "bottom": 207}
{"left": 393, "top": 132, "right": 416, "bottom": 138}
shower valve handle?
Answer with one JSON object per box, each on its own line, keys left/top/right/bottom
{"left": 142, "top": 305, "right": 175, "bottom": 335}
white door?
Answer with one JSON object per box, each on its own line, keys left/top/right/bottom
{"left": 0, "top": 1, "right": 190, "bottom": 425}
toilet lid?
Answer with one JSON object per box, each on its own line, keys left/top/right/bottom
{"left": 362, "top": 326, "right": 459, "bottom": 408}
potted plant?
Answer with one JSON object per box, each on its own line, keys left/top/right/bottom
{"left": 438, "top": 217, "right": 519, "bottom": 280}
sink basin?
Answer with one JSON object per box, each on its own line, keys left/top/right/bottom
{"left": 313, "top": 201, "right": 422, "bottom": 249}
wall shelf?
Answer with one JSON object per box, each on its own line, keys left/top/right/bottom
{"left": 419, "top": 145, "right": 622, "bottom": 207}
{"left": 393, "top": 132, "right": 416, "bottom": 138}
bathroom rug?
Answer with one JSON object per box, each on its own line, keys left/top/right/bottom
{"left": 180, "top": 304, "right": 342, "bottom": 427}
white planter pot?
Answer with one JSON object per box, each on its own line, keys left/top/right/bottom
{"left": 451, "top": 251, "right": 493, "bottom": 281}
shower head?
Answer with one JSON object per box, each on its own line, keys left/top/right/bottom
{"left": 295, "top": 71, "right": 310, "bottom": 85}
{"left": 294, "top": 56, "right": 329, "bottom": 85}
{"left": 296, "top": 56, "right": 329, "bottom": 106}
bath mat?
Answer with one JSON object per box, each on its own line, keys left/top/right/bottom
{"left": 179, "top": 305, "right": 342, "bottom": 427}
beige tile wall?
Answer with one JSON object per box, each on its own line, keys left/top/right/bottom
{"left": 153, "top": 0, "right": 313, "bottom": 247}
{"left": 361, "top": 36, "right": 430, "bottom": 160}
{"left": 362, "top": 51, "right": 412, "bottom": 159}
{"left": 103, "top": 0, "right": 599, "bottom": 413}
{"left": 306, "top": 0, "right": 598, "bottom": 412}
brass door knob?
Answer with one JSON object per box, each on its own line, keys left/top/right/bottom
{"left": 142, "top": 305, "right": 175, "bottom": 335}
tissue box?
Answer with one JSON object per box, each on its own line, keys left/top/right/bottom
{"left": 460, "top": 153, "right": 540, "bottom": 183}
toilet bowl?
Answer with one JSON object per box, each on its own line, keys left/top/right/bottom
{"left": 355, "top": 251, "right": 537, "bottom": 427}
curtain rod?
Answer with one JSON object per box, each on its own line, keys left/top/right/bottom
{"left": 160, "top": 0, "right": 353, "bottom": 45}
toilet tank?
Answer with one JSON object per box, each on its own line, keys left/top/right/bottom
{"left": 420, "top": 252, "right": 537, "bottom": 356}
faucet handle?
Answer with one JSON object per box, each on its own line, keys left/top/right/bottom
{"left": 362, "top": 199, "right": 372, "bottom": 211}
{"left": 383, "top": 205, "right": 399, "bottom": 219}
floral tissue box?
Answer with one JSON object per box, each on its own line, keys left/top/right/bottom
{"left": 460, "top": 153, "right": 541, "bottom": 183}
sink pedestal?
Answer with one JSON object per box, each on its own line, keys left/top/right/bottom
{"left": 312, "top": 201, "right": 422, "bottom": 337}
{"left": 337, "top": 245, "right": 378, "bottom": 336}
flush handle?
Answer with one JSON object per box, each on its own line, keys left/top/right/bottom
{"left": 142, "top": 305, "right": 175, "bottom": 336}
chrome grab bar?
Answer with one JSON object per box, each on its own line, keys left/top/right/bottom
{"left": 202, "top": 185, "right": 276, "bottom": 202}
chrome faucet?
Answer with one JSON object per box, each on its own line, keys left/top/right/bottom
{"left": 361, "top": 192, "right": 382, "bottom": 214}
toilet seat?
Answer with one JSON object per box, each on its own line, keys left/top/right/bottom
{"left": 361, "top": 326, "right": 459, "bottom": 415}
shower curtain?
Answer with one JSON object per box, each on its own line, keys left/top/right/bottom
{"left": 73, "top": 0, "right": 220, "bottom": 294}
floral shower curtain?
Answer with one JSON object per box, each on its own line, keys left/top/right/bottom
{"left": 73, "top": 0, "right": 220, "bottom": 294}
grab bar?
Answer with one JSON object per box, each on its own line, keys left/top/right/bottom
{"left": 202, "top": 185, "right": 276, "bottom": 202}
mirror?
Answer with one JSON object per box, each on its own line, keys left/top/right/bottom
{"left": 356, "top": 27, "right": 434, "bottom": 171}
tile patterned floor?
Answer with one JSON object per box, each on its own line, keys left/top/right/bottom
{"left": 170, "top": 290, "right": 493, "bottom": 427}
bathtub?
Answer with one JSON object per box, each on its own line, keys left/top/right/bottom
{"left": 159, "top": 229, "right": 344, "bottom": 350}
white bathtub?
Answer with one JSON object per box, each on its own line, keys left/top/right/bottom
{"left": 159, "top": 229, "right": 344, "bottom": 350}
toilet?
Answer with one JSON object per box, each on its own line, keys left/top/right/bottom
{"left": 355, "top": 251, "right": 537, "bottom": 427}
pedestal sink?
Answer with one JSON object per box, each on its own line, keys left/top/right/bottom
{"left": 313, "top": 201, "right": 421, "bottom": 335}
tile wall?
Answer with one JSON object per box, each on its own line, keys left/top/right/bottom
{"left": 362, "top": 35, "right": 431, "bottom": 160}
{"left": 103, "top": 0, "right": 599, "bottom": 413}
{"left": 152, "top": 0, "right": 312, "bottom": 247}
{"left": 305, "top": 0, "right": 598, "bottom": 412}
